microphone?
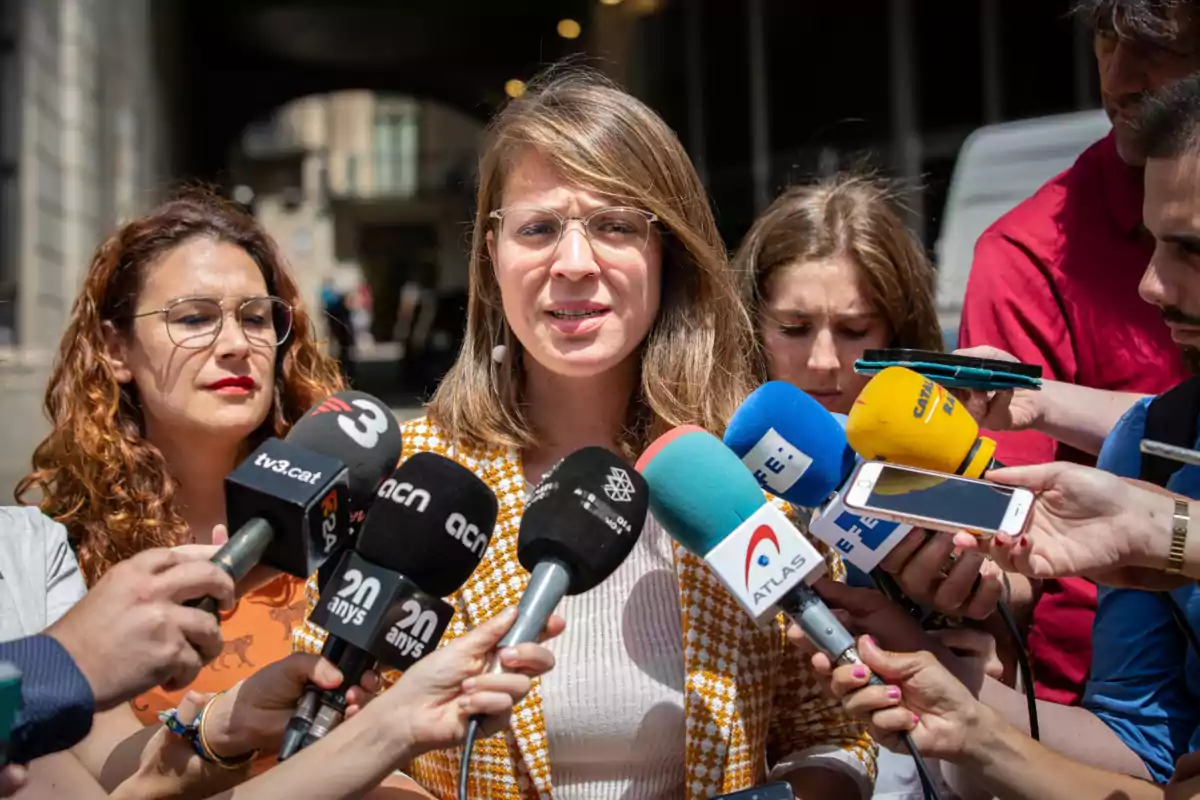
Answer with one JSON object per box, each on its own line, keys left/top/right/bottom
{"left": 281, "top": 452, "right": 498, "bottom": 758}
{"left": 724, "top": 381, "right": 856, "bottom": 507}
{"left": 724, "top": 381, "right": 912, "bottom": 573}
{"left": 190, "top": 390, "right": 403, "bottom": 615}
{"left": 845, "top": 366, "right": 998, "bottom": 478}
{"left": 638, "top": 426, "right": 944, "bottom": 800}
{"left": 637, "top": 426, "right": 829, "bottom": 624}
{"left": 457, "top": 447, "right": 648, "bottom": 800}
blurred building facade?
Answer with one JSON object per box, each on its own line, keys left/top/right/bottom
{"left": 231, "top": 90, "right": 483, "bottom": 346}
{"left": 0, "top": 0, "right": 183, "bottom": 357}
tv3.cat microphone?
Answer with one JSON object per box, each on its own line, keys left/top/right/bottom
{"left": 189, "top": 390, "right": 403, "bottom": 615}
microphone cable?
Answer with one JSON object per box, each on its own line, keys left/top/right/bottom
{"left": 901, "top": 730, "right": 941, "bottom": 800}
{"left": 996, "top": 574, "right": 1038, "bottom": 741}
{"left": 458, "top": 718, "right": 481, "bottom": 800}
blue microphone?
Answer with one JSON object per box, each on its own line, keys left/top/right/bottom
{"left": 724, "top": 382, "right": 912, "bottom": 572}
{"left": 724, "top": 381, "right": 857, "bottom": 508}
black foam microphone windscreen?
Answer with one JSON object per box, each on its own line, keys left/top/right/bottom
{"left": 357, "top": 452, "right": 498, "bottom": 598}
{"left": 518, "top": 446, "right": 649, "bottom": 594}
{"left": 282, "top": 452, "right": 498, "bottom": 757}
{"left": 287, "top": 390, "right": 404, "bottom": 532}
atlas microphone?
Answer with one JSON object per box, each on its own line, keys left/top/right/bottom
{"left": 724, "top": 381, "right": 912, "bottom": 572}
{"left": 188, "top": 390, "right": 403, "bottom": 615}
{"left": 457, "top": 447, "right": 648, "bottom": 800}
{"left": 640, "top": 427, "right": 943, "bottom": 799}
{"left": 280, "top": 452, "right": 498, "bottom": 759}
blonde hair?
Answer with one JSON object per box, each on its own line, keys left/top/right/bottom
{"left": 428, "top": 67, "right": 755, "bottom": 457}
{"left": 734, "top": 172, "right": 943, "bottom": 380}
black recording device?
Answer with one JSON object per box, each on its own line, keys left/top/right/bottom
{"left": 188, "top": 390, "right": 402, "bottom": 615}
{"left": 280, "top": 452, "right": 498, "bottom": 759}
{"left": 457, "top": 447, "right": 649, "bottom": 800}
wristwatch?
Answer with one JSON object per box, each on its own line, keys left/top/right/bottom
{"left": 1167, "top": 498, "right": 1190, "bottom": 576}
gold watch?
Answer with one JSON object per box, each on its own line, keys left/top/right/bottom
{"left": 1167, "top": 498, "right": 1190, "bottom": 576}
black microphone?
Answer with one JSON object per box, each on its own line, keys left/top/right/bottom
{"left": 190, "top": 390, "right": 403, "bottom": 615}
{"left": 457, "top": 447, "right": 648, "bottom": 800}
{"left": 279, "top": 452, "right": 498, "bottom": 759}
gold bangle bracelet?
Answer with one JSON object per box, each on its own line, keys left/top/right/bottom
{"left": 197, "top": 692, "right": 259, "bottom": 770}
{"left": 1167, "top": 498, "right": 1190, "bottom": 576}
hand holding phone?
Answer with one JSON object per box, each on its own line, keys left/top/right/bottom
{"left": 843, "top": 461, "right": 1034, "bottom": 537}
{"left": 855, "top": 348, "right": 1043, "bottom": 391}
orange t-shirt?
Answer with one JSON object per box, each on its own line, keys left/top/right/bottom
{"left": 131, "top": 574, "right": 308, "bottom": 739}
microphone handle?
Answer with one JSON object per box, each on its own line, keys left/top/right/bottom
{"left": 777, "top": 582, "right": 883, "bottom": 688}
{"left": 486, "top": 557, "right": 572, "bottom": 672}
{"left": 186, "top": 517, "right": 275, "bottom": 616}
{"left": 296, "top": 646, "right": 377, "bottom": 753}
{"left": 279, "top": 637, "right": 353, "bottom": 761}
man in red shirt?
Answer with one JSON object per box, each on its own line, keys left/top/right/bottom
{"left": 958, "top": 1, "right": 1200, "bottom": 706}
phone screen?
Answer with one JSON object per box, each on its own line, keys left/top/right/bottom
{"left": 860, "top": 464, "right": 1018, "bottom": 531}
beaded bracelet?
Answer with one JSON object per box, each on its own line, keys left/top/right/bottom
{"left": 160, "top": 693, "right": 259, "bottom": 770}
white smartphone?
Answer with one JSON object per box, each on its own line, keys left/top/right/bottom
{"left": 842, "top": 461, "right": 1033, "bottom": 537}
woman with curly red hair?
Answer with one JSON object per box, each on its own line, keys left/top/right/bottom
{"left": 15, "top": 188, "right": 345, "bottom": 782}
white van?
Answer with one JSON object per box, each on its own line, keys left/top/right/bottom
{"left": 934, "top": 109, "right": 1113, "bottom": 347}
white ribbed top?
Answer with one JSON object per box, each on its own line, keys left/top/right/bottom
{"left": 539, "top": 515, "right": 687, "bottom": 800}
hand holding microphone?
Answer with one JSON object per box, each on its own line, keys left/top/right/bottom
{"left": 188, "top": 390, "right": 403, "bottom": 616}
{"left": 822, "top": 636, "right": 994, "bottom": 765}
{"left": 282, "top": 452, "right": 498, "bottom": 758}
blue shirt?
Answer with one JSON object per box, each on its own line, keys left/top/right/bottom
{"left": 1083, "top": 396, "right": 1200, "bottom": 783}
{"left": 1, "top": 634, "right": 94, "bottom": 764}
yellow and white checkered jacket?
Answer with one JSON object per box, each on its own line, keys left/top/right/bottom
{"left": 294, "top": 417, "right": 876, "bottom": 800}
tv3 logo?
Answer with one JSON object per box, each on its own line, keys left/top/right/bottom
{"left": 385, "top": 599, "right": 440, "bottom": 658}
{"left": 326, "top": 568, "right": 381, "bottom": 626}
{"left": 314, "top": 396, "right": 391, "bottom": 449}
{"left": 319, "top": 491, "right": 339, "bottom": 554}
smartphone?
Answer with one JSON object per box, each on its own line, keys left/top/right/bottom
{"left": 842, "top": 461, "right": 1034, "bottom": 537}
{"left": 712, "top": 782, "right": 794, "bottom": 800}
{"left": 855, "top": 348, "right": 1043, "bottom": 391}
{"left": 0, "top": 662, "right": 21, "bottom": 766}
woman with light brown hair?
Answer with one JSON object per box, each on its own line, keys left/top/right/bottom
{"left": 14, "top": 188, "right": 346, "bottom": 787}
{"left": 734, "top": 173, "right": 943, "bottom": 417}
{"left": 295, "top": 69, "right": 876, "bottom": 799}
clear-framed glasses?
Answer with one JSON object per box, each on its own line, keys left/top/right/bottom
{"left": 130, "top": 296, "right": 294, "bottom": 350}
{"left": 489, "top": 205, "right": 659, "bottom": 258}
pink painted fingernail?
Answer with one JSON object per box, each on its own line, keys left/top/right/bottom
{"left": 913, "top": 714, "right": 921, "bottom": 725}
{"left": 888, "top": 687, "right": 901, "bottom": 699}
{"left": 853, "top": 665, "right": 867, "bottom": 679}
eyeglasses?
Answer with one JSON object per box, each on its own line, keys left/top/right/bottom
{"left": 489, "top": 205, "right": 659, "bottom": 258}
{"left": 130, "top": 296, "right": 294, "bottom": 350}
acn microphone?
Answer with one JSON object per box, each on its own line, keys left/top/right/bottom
{"left": 189, "top": 390, "right": 403, "bottom": 615}
{"left": 638, "top": 426, "right": 943, "bottom": 800}
{"left": 457, "top": 447, "right": 648, "bottom": 800}
{"left": 281, "top": 452, "right": 498, "bottom": 758}
{"left": 724, "top": 381, "right": 913, "bottom": 572}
